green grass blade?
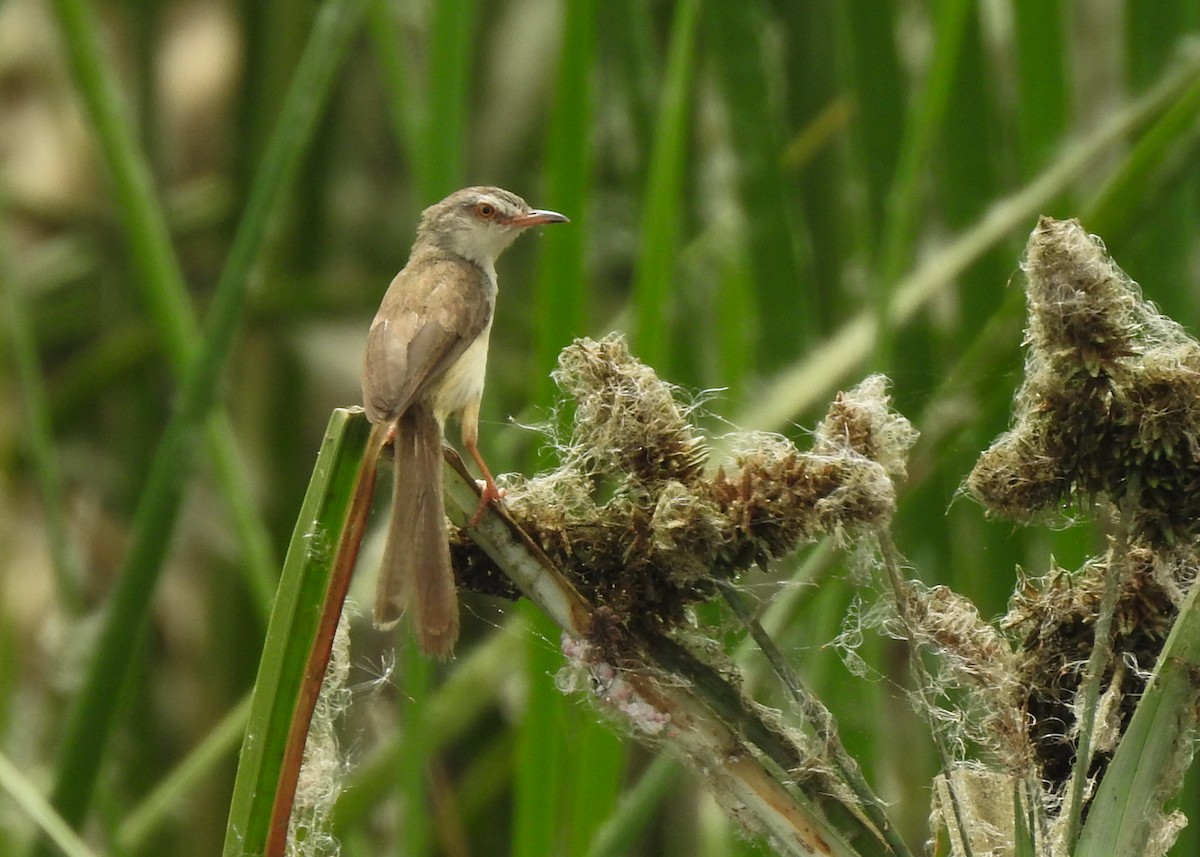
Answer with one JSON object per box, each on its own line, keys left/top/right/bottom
{"left": 45, "top": 0, "right": 279, "bottom": 618}
{"left": 1012, "top": 0, "right": 1070, "bottom": 177}
{"left": 221, "top": 408, "right": 370, "bottom": 857}
{"left": 597, "top": 0, "right": 658, "bottom": 169}
{"left": 398, "top": 640, "right": 434, "bottom": 857}
{"left": 875, "top": 0, "right": 971, "bottom": 284}
{"left": 1075, "top": 554, "right": 1200, "bottom": 855}
{"left": 630, "top": 0, "right": 701, "bottom": 371}
{"left": 0, "top": 751, "right": 98, "bottom": 857}
{"left": 563, "top": 709, "right": 624, "bottom": 857}
{"left": 1083, "top": 75, "right": 1200, "bottom": 242}
{"left": 117, "top": 694, "right": 252, "bottom": 853}
{"left": 420, "top": 0, "right": 477, "bottom": 199}
{"left": 835, "top": 1, "right": 904, "bottom": 242}
{"left": 860, "top": 0, "right": 972, "bottom": 376}
{"left": 1119, "top": 16, "right": 1200, "bottom": 375}
{"left": 1128, "top": 2, "right": 1198, "bottom": 88}
{"left": 533, "top": 0, "right": 596, "bottom": 405}
{"left": 45, "top": 0, "right": 191, "bottom": 355}
{"left": 512, "top": 610, "right": 568, "bottom": 857}
{"left": 705, "top": 0, "right": 814, "bottom": 364}
{"left": 366, "top": 0, "right": 422, "bottom": 174}
{"left": 0, "top": 194, "right": 84, "bottom": 613}
{"left": 525, "top": 6, "right": 627, "bottom": 851}
{"left": 1011, "top": 780, "right": 1039, "bottom": 857}
{"left": 583, "top": 757, "right": 680, "bottom": 857}
{"left": 36, "top": 0, "right": 370, "bottom": 847}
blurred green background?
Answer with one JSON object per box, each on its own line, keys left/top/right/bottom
{"left": 3, "top": 0, "right": 1200, "bottom": 855}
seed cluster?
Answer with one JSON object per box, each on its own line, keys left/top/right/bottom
{"left": 1001, "top": 546, "right": 1181, "bottom": 795}
{"left": 968, "top": 217, "right": 1200, "bottom": 543}
{"left": 965, "top": 217, "right": 1200, "bottom": 826}
{"left": 452, "top": 335, "right": 917, "bottom": 640}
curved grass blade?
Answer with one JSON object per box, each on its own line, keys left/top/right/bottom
{"left": 221, "top": 408, "right": 371, "bottom": 857}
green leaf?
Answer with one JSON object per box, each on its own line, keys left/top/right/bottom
{"left": 222, "top": 408, "right": 371, "bottom": 857}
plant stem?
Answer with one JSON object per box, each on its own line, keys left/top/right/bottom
{"left": 441, "top": 454, "right": 879, "bottom": 856}
{"left": 876, "top": 531, "right": 975, "bottom": 857}
{"left": 718, "top": 580, "right": 916, "bottom": 857}
{"left": 1063, "top": 509, "right": 1132, "bottom": 848}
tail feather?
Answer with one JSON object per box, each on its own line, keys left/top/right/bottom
{"left": 374, "top": 405, "right": 459, "bottom": 658}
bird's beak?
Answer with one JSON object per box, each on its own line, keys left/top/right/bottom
{"left": 512, "top": 208, "right": 570, "bottom": 227}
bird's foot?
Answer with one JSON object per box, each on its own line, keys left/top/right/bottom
{"left": 469, "top": 479, "right": 506, "bottom": 527}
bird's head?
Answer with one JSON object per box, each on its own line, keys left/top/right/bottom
{"left": 418, "top": 186, "right": 569, "bottom": 268}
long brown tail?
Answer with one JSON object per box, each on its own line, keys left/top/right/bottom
{"left": 374, "top": 404, "right": 459, "bottom": 658}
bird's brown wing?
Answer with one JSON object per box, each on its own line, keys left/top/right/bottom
{"left": 361, "top": 252, "right": 494, "bottom": 423}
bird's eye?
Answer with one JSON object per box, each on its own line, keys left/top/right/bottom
{"left": 475, "top": 202, "right": 496, "bottom": 219}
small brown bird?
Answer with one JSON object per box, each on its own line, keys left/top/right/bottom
{"left": 361, "top": 186, "right": 569, "bottom": 657}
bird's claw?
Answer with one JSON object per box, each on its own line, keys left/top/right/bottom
{"left": 469, "top": 480, "right": 506, "bottom": 527}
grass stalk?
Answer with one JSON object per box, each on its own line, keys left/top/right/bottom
{"left": 512, "top": 609, "right": 567, "bottom": 857}
{"left": 1061, "top": 512, "right": 1131, "bottom": 848}
{"left": 876, "top": 532, "right": 974, "bottom": 857}
{"left": 0, "top": 751, "right": 99, "bottom": 857}
{"left": 533, "top": 0, "right": 596, "bottom": 405}
{"left": 737, "top": 40, "right": 1200, "bottom": 431}
{"left": 630, "top": 0, "right": 701, "bottom": 371}
{"left": 718, "top": 580, "right": 915, "bottom": 857}
{"left": 366, "top": 0, "right": 423, "bottom": 177}
{"left": 46, "top": 0, "right": 278, "bottom": 618}
{"left": 420, "top": 0, "right": 476, "bottom": 199}
{"left": 874, "top": 0, "right": 972, "bottom": 350}
{"left": 36, "top": 1, "right": 370, "bottom": 848}
{"left": 399, "top": 639, "right": 434, "bottom": 857}
{"left": 0, "top": 194, "right": 84, "bottom": 613}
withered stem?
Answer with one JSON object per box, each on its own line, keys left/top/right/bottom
{"left": 718, "top": 579, "right": 916, "bottom": 857}
{"left": 876, "top": 530, "right": 975, "bottom": 857}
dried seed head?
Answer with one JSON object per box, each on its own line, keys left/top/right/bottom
{"left": 553, "top": 335, "right": 708, "bottom": 483}
{"left": 450, "top": 336, "right": 917, "bottom": 639}
{"left": 967, "top": 217, "right": 1200, "bottom": 543}
{"left": 1002, "top": 545, "right": 1182, "bottom": 796}
{"left": 813, "top": 374, "right": 919, "bottom": 485}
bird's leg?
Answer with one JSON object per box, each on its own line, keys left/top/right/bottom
{"left": 460, "top": 402, "right": 505, "bottom": 526}
{"left": 465, "top": 437, "right": 505, "bottom": 526}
